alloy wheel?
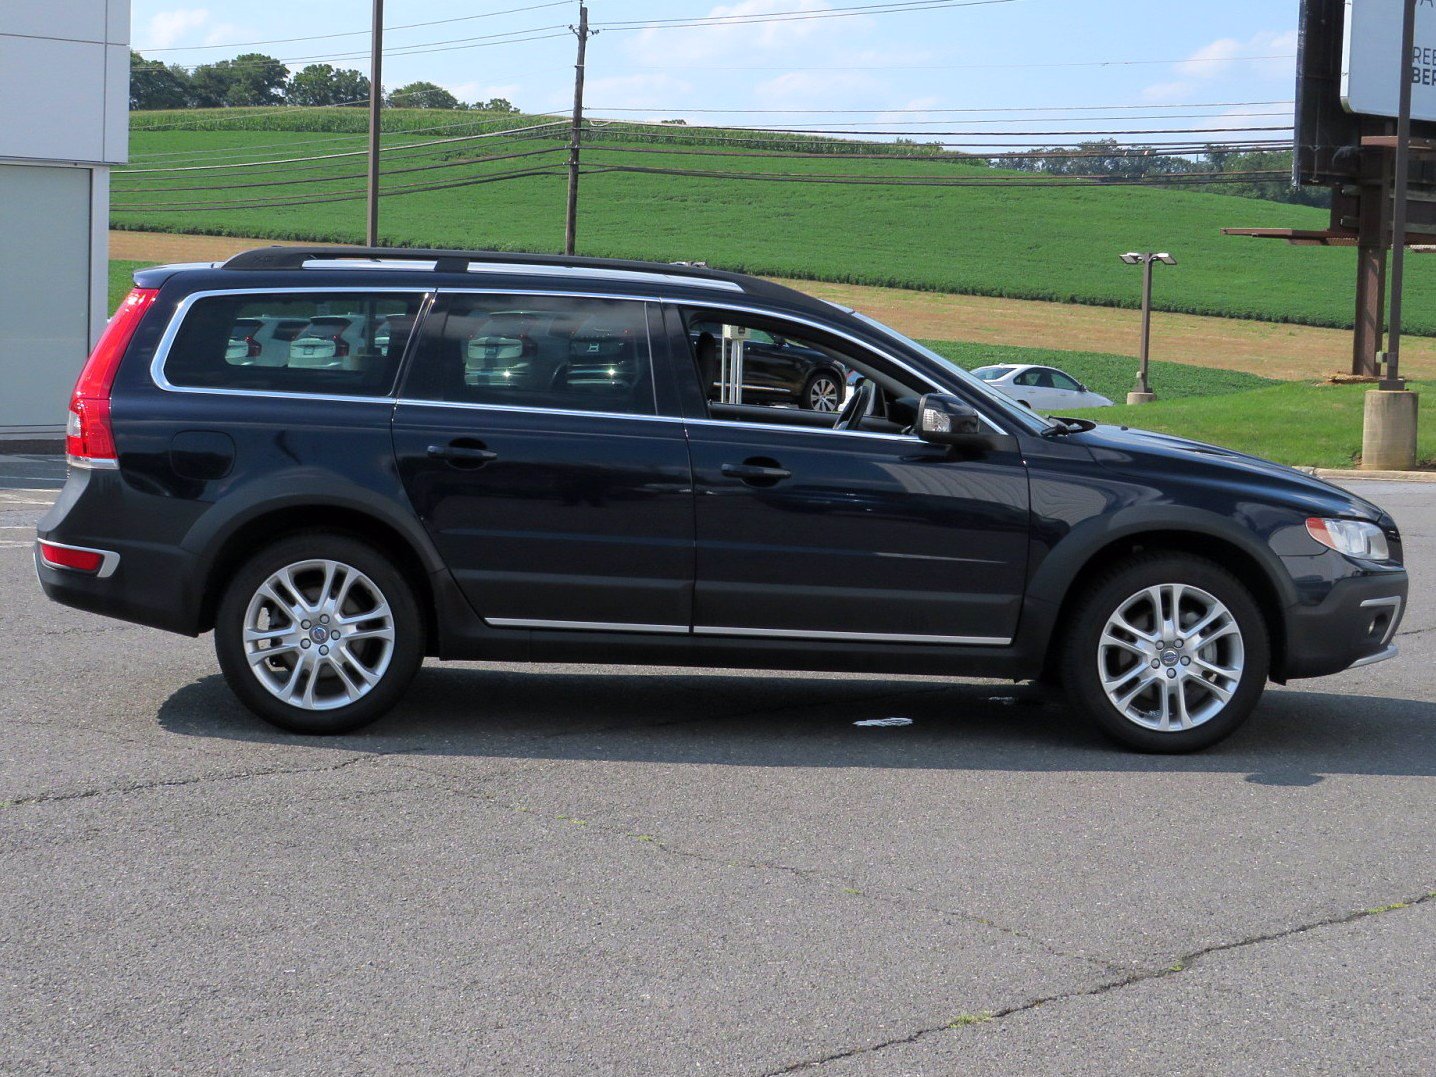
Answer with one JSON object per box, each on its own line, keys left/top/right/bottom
{"left": 807, "top": 375, "right": 841, "bottom": 412}
{"left": 1096, "top": 582, "right": 1245, "bottom": 732}
{"left": 241, "top": 558, "right": 396, "bottom": 711}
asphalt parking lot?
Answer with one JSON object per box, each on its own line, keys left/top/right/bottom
{"left": 1, "top": 453, "right": 1432, "bottom": 1075}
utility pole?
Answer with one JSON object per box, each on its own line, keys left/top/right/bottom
{"left": 366, "top": 0, "right": 384, "bottom": 247}
{"left": 564, "top": 3, "right": 592, "bottom": 256}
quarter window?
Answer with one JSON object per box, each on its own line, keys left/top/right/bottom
{"left": 403, "top": 295, "right": 657, "bottom": 416}
{"left": 162, "top": 292, "right": 424, "bottom": 396}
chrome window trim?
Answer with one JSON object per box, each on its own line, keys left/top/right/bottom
{"left": 694, "top": 625, "right": 1011, "bottom": 646}
{"left": 36, "top": 539, "right": 121, "bottom": 578}
{"left": 149, "top": 286, "right": 431, "bottom": 402}
{"left": 682, "top": 415, "right": 918, "bottom": 444}
{"left": 663, "top": 299, "right": 1010, "bottom": 437}
{"left": 486, "top": 618, "right": 689, "bottom": 634}
{"left": 397, "top": 398, "right": 684, "bottom": 425}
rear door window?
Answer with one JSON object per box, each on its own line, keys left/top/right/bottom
{"left": 161, "top": 292, "right": 427, "bottom": 396}
{"left": 402, "top": 294, "right": 658, "bottom": 416}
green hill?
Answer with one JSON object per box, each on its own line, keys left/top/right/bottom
{"left": 115, "top": 108, "right": 1436, "bottom": 334}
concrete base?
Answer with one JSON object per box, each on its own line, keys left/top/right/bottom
{"left": 1362, "top": 390, "right": 1420, "bottom": 471}
{"left": 1126, "top": 391, "right": 1157, "bottom": 405}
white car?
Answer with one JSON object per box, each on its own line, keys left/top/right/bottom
{"left": 971, "top": 363, "right": 1114, "bottom": 411}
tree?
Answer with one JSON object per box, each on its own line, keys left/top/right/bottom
{"left": 388, "top": 81, "right": 461, "bottom": 109}
{"left": 129, "top": 51, "right": 190, "bottom": 110}
{"left": 476, "top": 97, "right": 520, "bottom": 113}
{"left": 189, "top": 53, "right": 289, "bottom": 107}
{"left": 288, "top": 64, "right": 371, "bottom": 107}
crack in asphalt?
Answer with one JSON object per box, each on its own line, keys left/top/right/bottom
{"left": 2, "top": 749, "right": 423, "bottom": 809}
{"left": 757, "top": 889, "right": 1436, "bottom": 1075}
{"left": 377, "top": 754, "right": 1113, "bottom": 976}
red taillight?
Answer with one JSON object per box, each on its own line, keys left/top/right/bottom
{"left": 66, "top": 288, "right": 158, "bottom": 463}
{"left": 245, "top": 336, "right": 261, "bottom": 358}
{"left": 332, "top": 333, "right": 349, "bottom": 358}
{"left": 38, "top": 542, "right": 103, "bottom": 573}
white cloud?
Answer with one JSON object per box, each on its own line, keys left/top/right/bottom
{"left": 752, "top": 69, "right": 882, "bottom": 109}
{"left": 146, "top": 8, "right": 210, "bottom": 50}
{"left": 202, "top": 23, "right": 244, "bottom": 47}
{"left": 1143, "top": 29, "right": 1298, "bottom": 102}
{"left": 629, "top": 1, "right": 838, "bottom": 69}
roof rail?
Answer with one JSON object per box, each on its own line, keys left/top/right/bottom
{"left": 220, "top": 245, "right": 742, "bottom": 285}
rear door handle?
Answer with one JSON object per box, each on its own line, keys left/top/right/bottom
{"left": 721, "top": 461, "right": 792, "bottom": 484}
{"left": 427, "top": 441, "right": 498, "bottom": 466}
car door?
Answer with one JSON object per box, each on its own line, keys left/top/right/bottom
{"left": 391, "top": 292, "right": 695, "bottom": 631}
{"left": 667, "top": 305, "right": 1030, "bottom": 644}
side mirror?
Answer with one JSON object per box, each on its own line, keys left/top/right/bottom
{"left": 915, "top": 393, "right": 989, "bottom": 447}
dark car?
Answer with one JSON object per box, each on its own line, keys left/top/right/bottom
{"left": 36, "top": 246, "right": 1408, "bottom": 752}
{"left": 690, "top": 320, "right": 847, "bottom": 412}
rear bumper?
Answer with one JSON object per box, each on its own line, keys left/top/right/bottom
{"left": 1278, "top": 569, "right": 1409, "bottom": 680}
{"left": 34, "top": 468, "right": 204, "bottom": 636}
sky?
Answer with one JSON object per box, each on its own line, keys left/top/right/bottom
{"left": 127, "top": 0, "right": 1301, "bottom": 147}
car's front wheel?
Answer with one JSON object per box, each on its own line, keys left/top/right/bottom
{"left": 1059, "top": 553, "right": 1270, "bottom": 752}
{"left": 214, "top": 534, "right": 424, "bottom": 735}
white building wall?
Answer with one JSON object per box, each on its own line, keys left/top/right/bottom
{"left": 0, "top": 1, "right": 130, "bottom": 441}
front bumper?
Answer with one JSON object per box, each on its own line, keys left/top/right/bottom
{"left": 1279, "top": 569, "right": 1409, "bottom": 680}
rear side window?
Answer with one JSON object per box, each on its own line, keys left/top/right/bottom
{"left": 403, "top": 294, "right": 657, "bottom": 416}
{"left": 161, "top": 292, "right": 426, "bottom": 396}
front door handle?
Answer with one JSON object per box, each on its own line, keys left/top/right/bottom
{"left": 721, "top": 460, "right": 792, "bottom": 485}
{"left": 427, "top": 440, "right": 498, "bottom": 467}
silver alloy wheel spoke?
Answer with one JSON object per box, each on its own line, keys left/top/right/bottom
{"left": 241, "top": 558, "right": 396, "bottom": 712}
{"left": 809, "top": 378, "right": 840, "bottom": 412}
{"left": 1097, "top": 581, "right": 1245, "bottom": 733}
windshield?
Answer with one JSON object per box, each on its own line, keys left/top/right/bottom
{"left": 974, "top": 366, "right": 1014, "bottom": 381}
{"left": 850, "top": 312, "right": 1050, "bottom": 431}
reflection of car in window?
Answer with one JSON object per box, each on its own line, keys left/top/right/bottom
{"left": 225, "top": 316, "right": 308, "bottom": 366}
{"left": 288, "top": 315, "right": 364, "bottom": 368}
{"left": 689, "top": 319, "right": 848, "bottom": 411}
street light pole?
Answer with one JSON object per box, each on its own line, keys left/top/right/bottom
{"left": 1120, "top": 251, "right": 1175, "bottom": 404}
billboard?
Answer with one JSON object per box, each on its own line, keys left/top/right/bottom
{"left": 1342, "top": 0, "right": 1436, "bottom": 119}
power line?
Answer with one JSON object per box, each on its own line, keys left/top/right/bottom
{"left": 623, "top": 53, "right": 1296, "bottom": 72}
{"left": 116, "top": 122, "right": 568, "bottom": 173}
{"left": 583, "top": 100, "right": 1294, "bottom": 115}
{"left": 597, "top": 0, "right": 1025, "bottom": 32}
{"left": 134, "top": 1, "right": 572, "bottom": 53}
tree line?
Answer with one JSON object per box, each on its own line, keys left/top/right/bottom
{"left": 129, "top": 51, "right": 519, "bottom": 112}
{"left": 989, "top": 139, "right": 1329, "bottom": 207}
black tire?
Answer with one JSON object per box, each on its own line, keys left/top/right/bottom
{"left": 214, "top": 533, "right": 424, "bottom": 735}
{"left": 803, "top": 369, "right": 844, "bottom": 412}
{"left": 1059, "top": 552, "right": 1270, "bottom": 753}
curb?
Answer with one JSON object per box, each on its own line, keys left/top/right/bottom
{"left": 1300, "top": 467, "right": 1436, "bottom": 483}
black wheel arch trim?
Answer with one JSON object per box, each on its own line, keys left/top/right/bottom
{"left": 1015, "top": 505, "right": 1298, "bottom": 671}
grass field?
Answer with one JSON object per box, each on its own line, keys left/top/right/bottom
{"left": 114, "top": 109, "right": 1436, "bottom": 335}
{"left": 928, "top": 339, "right": 1432, "bottom": 467}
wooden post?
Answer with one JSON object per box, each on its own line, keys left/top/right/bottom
{"left": 1352, "top": 170, "right": 1389, "bottom": 378}
{"left": 366, "top": 0, "right": 383, "bottom": 247}
{"left": 564, "top": 4, "right": 590, "bottom": 256}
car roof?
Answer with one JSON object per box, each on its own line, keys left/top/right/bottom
{"left": 132, "top": 245, "right": 835, "bottom": 318}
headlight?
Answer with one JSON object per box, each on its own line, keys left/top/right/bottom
{"left": 1305, "top": 517, "right": 1390, "bottom": 560}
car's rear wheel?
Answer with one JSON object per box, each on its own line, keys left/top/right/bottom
{"left": 214, "top": 534, "right": 424, "bottom": 735}
{"left": 803, "top": 370, "right": 843, "bottom": 412}
{"left": 1059, "top": 553, "right": 1270, "bottom": 752}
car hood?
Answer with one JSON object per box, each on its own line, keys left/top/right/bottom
{"left": 1071, "top": 423, "right": 1390, "bottom": 522}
